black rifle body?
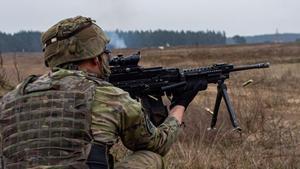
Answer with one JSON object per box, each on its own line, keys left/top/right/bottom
{"left": 109, "top": 53, "right": 269, "bottom": 130}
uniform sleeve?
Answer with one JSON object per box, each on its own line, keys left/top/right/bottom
{"left": 91, "top": 85, "right": 181, "bottom": 156}
{"left": 91, "top": 85, "right": 123, "bottom": 145}
{"left": 116, "top": 90, "right": 181, "bottom": 156}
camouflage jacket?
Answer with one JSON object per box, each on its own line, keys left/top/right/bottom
{"left": 0, "top": 68, "right": 181, "bottom": 158}
{"left": 85, "top": 68, "right": 180, "bottom": 155}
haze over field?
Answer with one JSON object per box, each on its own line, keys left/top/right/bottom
{"left": 0, "top": 0, "right": 299, "bottom": 36}
{"left": 1, "top": 43, "right": 299, "bottom": 168}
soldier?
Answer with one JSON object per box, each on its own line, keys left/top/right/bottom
{"left": 0, "top": 16, "right": 205, "bottom": 169}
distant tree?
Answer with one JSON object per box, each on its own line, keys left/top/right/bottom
{"left": 0, "top": 31, "right": 42, "bottom": 52}
{"left": 232, "top": 35, "right": 247, "bottom": 44}
{"left": 296, "top": 38, "right": 300, "bottom": 43}
{"left": 0, "top": 30, "right": 227, "bottom": 51}
{"left": 117, "top": 30, "right": 227, "bottom": 48}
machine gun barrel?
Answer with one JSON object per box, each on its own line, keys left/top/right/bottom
{"left": 232, "top": 62, "right": 270, "bottom": 72}
{"left": 108, "top": 52, "right": 270, "bottom": 130}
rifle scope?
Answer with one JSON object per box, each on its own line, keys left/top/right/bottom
{"left": 109, "top": 52, "right": 141, "bottom": 67}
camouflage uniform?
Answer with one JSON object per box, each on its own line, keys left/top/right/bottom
{"left": 0, "top": 69, "right": 180, "bottom": 169}
{"left": 0, "top": 16, "right": 181, "bottom": 169}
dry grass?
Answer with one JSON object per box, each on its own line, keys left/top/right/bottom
{"left": 1, "top": 43, "right": 300, "bottom": 168}
{"left": 115, "top": 43, "right": 300, "bottom": 168}
{"left": 0, "top": 52, "right": 13, "bottom": 96}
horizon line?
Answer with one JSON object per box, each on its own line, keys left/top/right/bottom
{"left": 1, "top": 29, "right": 300, "bottom": 38}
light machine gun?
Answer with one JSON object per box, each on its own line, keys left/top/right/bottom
{"left": 108, "top": 52, "right": 270, "bottom": 131}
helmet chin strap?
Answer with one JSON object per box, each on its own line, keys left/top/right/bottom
{"left": 96, "top": 53, "right": 111, "bottom": 79}
{"left": 96, "top": 56, "right": 104, "bottom": 78}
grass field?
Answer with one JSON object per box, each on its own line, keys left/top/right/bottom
{"left": 1, "top": 43, "right": 300, "bottom": 168}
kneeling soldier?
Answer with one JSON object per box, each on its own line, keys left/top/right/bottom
{"left": 0, "top": 16, "right": 202, "bottom": 169}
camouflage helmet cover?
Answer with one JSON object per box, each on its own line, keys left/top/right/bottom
{"left": 41, "top": 16, "right": 110, "bottom": 67}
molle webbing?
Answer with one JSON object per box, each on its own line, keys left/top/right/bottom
{"left": 0, "top": 76, "right": 96, "bottom": 169}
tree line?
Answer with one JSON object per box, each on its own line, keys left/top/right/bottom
{"left": 0, "top": 30, "right": 226, "bottom": 52}
{"left": 115, "top": 30, "right": 226, "bottom": 48}
{"left": 0, "top": 31, "right": 42, "bottom": 52}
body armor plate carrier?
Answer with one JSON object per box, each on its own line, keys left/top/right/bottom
{"left": 0, "top": 73, "right": 109, "bottom": 169}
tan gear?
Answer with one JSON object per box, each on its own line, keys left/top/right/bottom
{"left": 41, "top": 16, "right": 110, "bottom": 68}
{"left": 1, "top": 68, "right": 181, "bottom": 169}
{"left": 0, "top": 73, "right": 110, "bottom": 168}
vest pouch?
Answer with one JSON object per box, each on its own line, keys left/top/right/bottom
{"left": 87, "top": 144, "right": 110, "bottom": 169}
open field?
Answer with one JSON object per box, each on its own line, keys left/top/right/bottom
{"left": 1, "top": 43, "right": 300, "bottom": 168}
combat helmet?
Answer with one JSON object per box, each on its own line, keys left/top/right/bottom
{"left": 41, "top": 16, "right": 110, "bottom": 68}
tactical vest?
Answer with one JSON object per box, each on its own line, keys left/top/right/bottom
{"left": 0, "top": 73, "right": 110, "bottom": 169}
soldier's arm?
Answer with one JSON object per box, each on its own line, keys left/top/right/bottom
{"left": 91, "top": 84, "right": 182, "bottom": 155}
{"left": 169, "top": 105, "right": 185, "bottom": 124}
{"left": 118, "top": 93, "right": 182, "bottom": 156}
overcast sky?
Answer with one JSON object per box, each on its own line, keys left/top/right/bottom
{"left": 0, "top": 0, "right": 299, "bottom": 36}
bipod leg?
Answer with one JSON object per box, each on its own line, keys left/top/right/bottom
{"left": 209, "top": 82, "right": 223, "bottom": 130}
{"left": 219, "top": 83, "right": 242, "bottom": 131}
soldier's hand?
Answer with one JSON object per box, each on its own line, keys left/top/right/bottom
{"left": 170, "top": 79, "right": 207, "bottom": 110}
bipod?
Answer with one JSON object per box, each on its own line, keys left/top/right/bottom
{"left": 208, "top": 80, "right": 242, "bottom": 132}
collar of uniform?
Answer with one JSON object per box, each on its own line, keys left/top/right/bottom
{"left": 50, "top": 67, "right": 87, "bottom": 79}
